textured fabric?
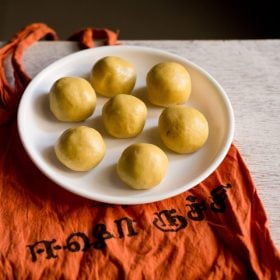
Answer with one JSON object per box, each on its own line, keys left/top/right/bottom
{"left": 0, "top": 24, "right": 279, "bottom": 279}
{"left": 0, "top": 23, "right": 58, "bottom": 124}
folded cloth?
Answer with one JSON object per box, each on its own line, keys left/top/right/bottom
{"left": 0, "top": 23, "right": 279, "bottom": 279}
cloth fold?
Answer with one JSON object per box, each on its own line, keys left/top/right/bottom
{"left": 0, "top": 23, "right": 279, "bottom": 279}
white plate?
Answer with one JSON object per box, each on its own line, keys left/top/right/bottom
{"left": 18, "top": 45, "right": 234, "bottom": 205}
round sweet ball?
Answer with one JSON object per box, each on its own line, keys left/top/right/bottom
{"left": 102, "top": 94, "right": 147, "bottom": 138}
{"left": 90, "top": 56, "right": 136, "bottom": 97}
{"left": 55, "top": 126, "right": 106, "bottom": 171}
{"left": 49, "top": 77, "right": 96, "bottom": 122}
{"left": 158, "top": 106, "right": 209, "bottom": 154}
{"left": 117, "top": 143, "right": 168, "bottom": 189}
{"left": 146, "top": 62, "right": 191, "bottom": 107}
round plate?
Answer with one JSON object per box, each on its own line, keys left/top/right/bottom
{"left": 18, "top": 45, "right": 234, "bottom": 205}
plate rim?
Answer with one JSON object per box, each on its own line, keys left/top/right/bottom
{"left": 17, "top": 45, "right": 235, "bottom": 205}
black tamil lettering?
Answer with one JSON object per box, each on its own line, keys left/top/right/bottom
{"left": 186, "top": 195, "right": 207, "bottom": 221}
{"left": 114, "top": 217, "right": 138, "bottom": 238}
{"left": 27, "top": 239, "right": 57, "bottom": 262}
{"left": 210, "top": 183, "right": 232, "bottom": 213}
{"left": 92, "top": 223, "right": 114, "bottom": 249}
{"left": 64, "top": 232, "right": 91, "bottom": 252}
{"left": 153, "top": 209, "right": 187, "bottom": 232}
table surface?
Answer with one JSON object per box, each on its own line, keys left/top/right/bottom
{"left": 4, "top": 39, "right": 280, "bottom": 249}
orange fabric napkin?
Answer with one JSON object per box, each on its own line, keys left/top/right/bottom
{"left": 0, "top": 23, "right": 279, "bottom": 279}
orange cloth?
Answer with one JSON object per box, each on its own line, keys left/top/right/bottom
{"left": 0, "top": 24, "right": 279, "bottom": 279}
